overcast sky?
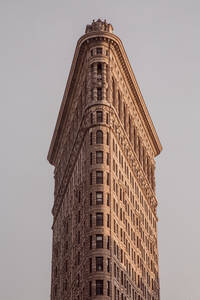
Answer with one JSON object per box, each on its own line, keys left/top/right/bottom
{"left": 1, "top": 1, "right": 200, "bottom": 299}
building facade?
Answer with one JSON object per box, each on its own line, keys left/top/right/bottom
{"left": 47, "top": 19, "right": 162, "bottom": 300}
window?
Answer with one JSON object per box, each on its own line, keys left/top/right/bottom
{"left": 96, "top": 151, "right": 103, "bottom": 163}
{"left": 107, "top": 281, "right": 111, "bottom": 296}
{"left": 96, "top": 130, "right": 103, "bottom": 144}
{"left": 90, "top": 236, "right": 92, "bottom": 249}
{"left": 89, "top": 281, "right": 92, "bottom": 296}
{"left": 96, "top": 257, "right": 103, "bottom": 271}
{"left": 97, "top": 63, "right": 102, "bottom": 76}
{"left": 90, "top": 152, "right": 93, "bottom": 165}
{"left": 107, "top": 214, "right": 110, "bottom": 227}
{"left": 106, "top": 132, "right": 109, "bottom": 145}
{"left": 96, "top": 280, "right": 103, "bottom": 295}
{"left": 96, "top": 111, "right": 103, "bottom": 122}
{"left": 96, "top": 213, "right": 103, "bottom": 226}
{"left": 107, "top": 236, "right": 110, "bottom": 249}
{"left": 106, "top": 153, "right": 109, "bottom": 165}
{"left": 91, "top": 49, "right": 93, "bottom": 56}
{"left": 107, "top": 193, "right": 110, "bottom": 206}
{"left": 90, "top": 132, "right": 93, "bottom": 145}
{"left": 97, "top": 88, "right": 102, "bottom": 100}
{"left": 106, "top": 173, "right": 110, "bottom": 185}
{"left": 90, "top": 113, "right": 93, "bottom": 124}
{"left": 90, "top": 214, "right": 92, "bottom": 227}
{"left": 90, "top": 193, "right": 92, "bottom": 206}
{"left": 96, "top": 191, "right": 103, "bottom": 205}
{"left": 96, "top": 234, "right": 103, "bottom": 248}
{"left": 89, "top": 258, "right": 92, "bottom": 272}
{"left": 107, "top": 258, "right": 110, "bottom": 272}
{"left": 90, "top": 172, "right": 92, "bottom": 185}
{"left": 96, "top": 47, "right": 102, "bottom": 54}
{"left": 96, "top": 171, "right": 103, "bottom": 184}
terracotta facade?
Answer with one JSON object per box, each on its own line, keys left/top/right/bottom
{"left": 48, "top": 19, "right": 162, "bottom": 300}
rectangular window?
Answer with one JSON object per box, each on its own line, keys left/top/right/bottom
{"left": 90, "top": 193, "right": 92, "bottom": 206}
{"left": 90, "top": 236, "right": 92, "bottom": 249}
{"left": 96, "top": 47, "right": 102, "bottom": 54}
{"left": 107, "top": 193, "right": 110, "bottom": 206}
{"left": 96, "top": 257, "right": 103, "bottom": 271}
{"left": 107, "top": 214, "right": 110, "bottom": 227}
{"left": 90, "top": 152, "right": 93, "bottom": 165}
{"left": 90, "top": 113, "right": 93, "bottom": 124}
{"left": 106, "top": 153, "right": 109, "bottom": 165}
{"left": 107, "top": 236, "right": 110, "bottom": 249}
{"left": 106, "top": 173, "right": 110, "bottom": 185}
{"left": 91, "top": 49, "right": 93, "bottom": 56}
{"left": 96, "top": 171, "right": 103, "bottom": 184}
{"left": 90, "top": 172, "right": 92, "bottom": 185}
{"left": 90, "top": 214, "right": 92, "bottom": 227}
{"left": 96, "top": 234, "right": 103, "bottom": 248}
{"left": 97, "top": 88, "right": 102, "bottom": 100}
{"left": 96, "top": 191, "right": 103, "bottom": 205}
{"left": 107, "top": 281, "right": 110, "bottom": 296}
{"left": 89, "top": 281, "right": 92, "bottom": 296}
{"left": 96, "top": 151, "right": 103, "bottom": 163}
{"left": 89, "top": 258, "right": 92, "bottom": 272}
{"left": 96, "top": 213, "right": 103, "bottom": 226}
{"left": 96, "top": 111, "right": 103, "bottom": 122}
{"left": 107, "top": 258, "right": 110, "bottom": 272}
{"left": 96, "top": 280, "right": 103, "bottom": 295}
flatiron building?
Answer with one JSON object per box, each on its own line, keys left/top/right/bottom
{"left": 48, "top": 19, "right": 162, "bottom": 300}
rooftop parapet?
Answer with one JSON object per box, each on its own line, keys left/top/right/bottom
{"left": 85, "top": 19, "right": 113, "bottom": 34}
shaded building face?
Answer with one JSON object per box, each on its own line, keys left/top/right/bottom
{"left": 48, "top": 19, "right": 162, "bottom": 300}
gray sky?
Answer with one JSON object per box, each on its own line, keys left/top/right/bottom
{"left": 1, "top": 1, "right": 200, "bottom": 299}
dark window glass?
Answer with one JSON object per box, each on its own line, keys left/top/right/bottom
{"left": 107, "top": 258, "right": 110, "bottom": 272}
{"left": 90, "top": 132, "right": 93, "bottom": 145}
{"left": 90, "top": 214, "right": 92, "bottom": 227}
{"left": 96, "top": 151, "right": 103, "bottom": 163}
{"left": 96, "top": 130, "right": 103, "bottom": 144}
{"left": 96, "top": 256, "right": 103, "bottom": 271}
{"left": 96, "top": 213, "right": 103, "bottom": 226}
{"left": 97, "top": 63, "right": 102, "bottom": 77}
{"left": 107, "top": 236, "right": 110, "bottom": 249}
{"left": 96, "top": 171, "right": 103, "bottom": 184}
{"left": 106, "top": 173, "right": 109, "bottom": 185}
{"left": 96, "top": 192, "right": 103, "bottom": 205}
{"left": 90, "top": 152, "right": 93, "bottom": 165}
{"left": 90, "top": 113, "right": 93, "bottom": 124}
{"left": 96, "top": 111, "right": 103, "bottom": 122}
{"left": 106, "top": 132, "right": 109, "bottom": 145}
{"left": 96, "top": 280, "right": 103, "bottom": 295}
{"left": 89, "top": 281, "right": 92, "bottom": 296}
{"left": 107, "top": 281, "right": 110, "bottom": 296}
{"left": 90, "top": 193, "right": 92, "bottom": 206}
{"left": 107, "top": 214, "right": 110, "bottom": 227}
{"left": 96, "top": 47, "right": 102, "bottom": 54}
{"left": 90, "top": 236, "right": 92, "bottom": 249}
{"left": 97, "top": 88, "right": 102, "bottom": 100}
{"left": 96, "top": 234, "right": 103, "bottom": 248}
{"left": 106, "top": 153, "right": 109, "bottom": 165}
{"left": 90, "top": 172, "right": 92, "bottom": 185}
{"left": 89, "top": 258, "right": 92, "bottom": 272}
{"left": 91, "top": 49, "right": 93, "bottom": 56}
{"left": 107, "top": 193, "right": 110, "bottom": 206}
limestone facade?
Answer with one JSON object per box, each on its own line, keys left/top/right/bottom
{"left": 48, "top": 19, "right": 162, "bottom": 300}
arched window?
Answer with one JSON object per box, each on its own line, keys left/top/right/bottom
{"left": 96, "top": 130, "right": 103, "bottom": 144}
